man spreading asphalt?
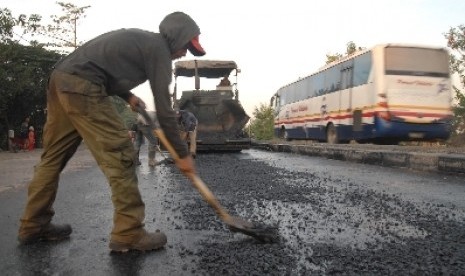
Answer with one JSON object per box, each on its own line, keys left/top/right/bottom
{"left": 17, "top": 11, "right": 205, "bottom": 253}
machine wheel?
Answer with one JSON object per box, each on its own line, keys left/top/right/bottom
{"left": 326, "top": 124, "right": 338, "bottom": 144}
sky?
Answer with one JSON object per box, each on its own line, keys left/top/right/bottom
{"left": 3, "top": 0, "right": 465, "bottom": 117}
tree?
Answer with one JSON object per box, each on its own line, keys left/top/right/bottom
{"left": 45, "top": 2, "right": 91, "bottom": 50}
{"left": 0, "top": 3, "right": 91, "bottom": 150}
{"left": 445, "top": 24, "right": 465, "bottom": 144}
{"left": 249, "top": 103, "right": 275, "bottom": 140}
{"left": 325, "top": 52, "right": 343, "bottom": 65}
{"left": 325, "top": 41, "right": 364, "bottom": 64}
{"left": 0, "top": 8, "right": 16, "bottom": 41}
{"left": 0, "top": 42, "right": 62, "bottom": 149}
{"left": 346, "top": 41, "right": 358, "bottom": 55}
{"left": 1, "top": 7, "right": 44, "bottom": 46}
{"left": 9, "top": 2, "right": 90, "bottom": 52}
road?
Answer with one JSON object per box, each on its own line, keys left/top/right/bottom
{"left": 0, "top": 144, "right": 464, "bottom": 275}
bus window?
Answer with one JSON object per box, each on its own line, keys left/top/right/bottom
{"left": 325, "top": 66, "right": 341, "bottom": 92}
{"left": 302, "top": 77, "right": 312, "bottom": 99}
{"left": 295, "top": 81, "right": 305, "bottom": 102}
{"left": 353, "top": 52, "right": 372, "bottom": 86}
{"left": 289, "top": 85, "right": 296, "bottom": 103}
{"left": 340, "top": 60, "right": 353, "bottom": 89}
{"left": 279, "top": 89, "right": 287, "bottom": 106}
{"left": 385, "top": 47, "right": 449, "bottom": 77}
{"left": 313, "top": 73, "right": 324, "bottom": 96}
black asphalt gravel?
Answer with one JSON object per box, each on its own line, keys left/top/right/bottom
{"left": 159, "top": 152, "right": 465, "bottom": 275}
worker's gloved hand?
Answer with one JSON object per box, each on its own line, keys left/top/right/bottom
{"left": 128, "top": 95, "right": 146, "bottom": 111}
{"left": 175, "top": 155, "right": 196, "bottom": 175}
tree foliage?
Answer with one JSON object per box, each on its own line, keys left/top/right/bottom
{"left": 4, "top": 2, "right": 90, "bottom": 51}
{"left": 0, "top": 42, "right": 62, "bottom": 149}
{"left": 0, "top": 3, "right": 140, "bottom": 150}
{"left": 249, "top": 103, "right": 275, "bottom": 140}
{"left": 325, "top": 52, "right": 343, "bottom": 65}
{"left": 45, "top": 2, "right": 90, "bottom": 50}
{"left": 445, "top": 25, "right": 465, "bottom": 143}
{"left": 346, "top": 41, "right": 359, "bottom": 55}
{"left": 0, "top": 8, "right": 16, "bottom": 41}
{"left": 0, "top": 5, "right": 72, "bottom": 150}
{"left": 325, "top": 41, "right": 364, "bottom": 64}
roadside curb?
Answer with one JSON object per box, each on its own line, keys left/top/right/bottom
{"left": 251, "top": 142, "right": 465, "bottom": 175}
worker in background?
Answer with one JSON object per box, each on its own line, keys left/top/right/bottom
{"left": 177, "top": 110, "right": 198, "bottom": 158}
{"left": 218, "top": 75, "right": 231, "bottom": 87}
{"left": 132, "top": 113, "right": 158, "bottom": 167}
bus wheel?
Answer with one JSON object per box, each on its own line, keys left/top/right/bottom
{"left": 326, "top": 124, "right": 338, "bottom": 144}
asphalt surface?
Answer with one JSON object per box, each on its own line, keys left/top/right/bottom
{"left": 0, "top": 143, "right": 464, "bottom": 275}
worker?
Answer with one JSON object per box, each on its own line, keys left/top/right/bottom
{"left": 176, "top": 110, "right": 198, "bottom": 158}
{"left": 17, "top": 11, "right": 205, "bottom": 253}
{"left": 132, "top": 113, "right": 158, "bottom": 167}
{"left": 218, "top": 75, "right": 231, "bottom": 87}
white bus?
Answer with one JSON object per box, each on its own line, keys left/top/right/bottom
{"left": 270, "top": 43, "right": 453, "bottom": 144}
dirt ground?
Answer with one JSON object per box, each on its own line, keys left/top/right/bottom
{"left": 0, "top": 143, "right": 95, "bottom": 193}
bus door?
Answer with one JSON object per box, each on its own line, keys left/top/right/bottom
{"left": 340, "top": 60, "right": 355, "bottom": 133}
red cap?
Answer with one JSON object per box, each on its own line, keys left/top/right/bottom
{"left": 187, "top": 35, "right": 206, "bottom": 56}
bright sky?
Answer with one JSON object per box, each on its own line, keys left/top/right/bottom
{"left": 3, "top": 0, "right": 465, "bottom": 117}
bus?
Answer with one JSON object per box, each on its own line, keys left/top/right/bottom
{"left": 270, "top": 43, "right": 453, "bottom": 144}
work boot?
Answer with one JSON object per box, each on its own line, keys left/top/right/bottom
{"left": 109, "top": 230, "right": 167, "bottom": 253}
{"left": 18, "top": 223, "right": 72, "bottom": 245}
{"left": 148, "top": 158, "right": 157, "bottom": 167}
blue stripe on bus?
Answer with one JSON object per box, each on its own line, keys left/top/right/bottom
{"left": 275, "top": 117, "right": 451, "bottom": 141}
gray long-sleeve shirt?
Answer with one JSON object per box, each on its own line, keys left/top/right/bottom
{"left": 53, "top": 12, "right": 202, "bottom": 158}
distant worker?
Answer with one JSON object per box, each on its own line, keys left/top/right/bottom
{"left": 19, "top": 117, "right": 30, "bottom": 150}
{"left": 176, "top": 110, "right": 198, "bottom": 158}
{"left": 28, "top": 126, "right": 35, "bottom": 151}
{"left": 132, "top": 113, "right": 158, "bottom": 167}
{"left": 218, "top": 75, "right": 231, "bottom": 87}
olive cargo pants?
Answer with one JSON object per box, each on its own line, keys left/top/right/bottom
{"left": 19, "top": 70, "right": 145, "bottom": 243}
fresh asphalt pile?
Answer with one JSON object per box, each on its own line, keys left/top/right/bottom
{"left": 156, "top": 152, "right": 465, "bottom": 275}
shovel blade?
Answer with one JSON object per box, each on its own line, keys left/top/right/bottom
{"left": 226, "top": 216, "right": 279, "bottom": 243}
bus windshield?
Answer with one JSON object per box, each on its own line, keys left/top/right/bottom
{"left": 385, "top": 46, "right": 449, "bottom": 77}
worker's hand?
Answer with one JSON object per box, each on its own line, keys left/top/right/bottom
{"left": 175, "top": 155, "right": 196, "bottom": 175}
{"left": 128, "top": 95, "right": 146, "bottom": 111}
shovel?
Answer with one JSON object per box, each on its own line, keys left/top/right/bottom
{"left": 136, "top": 106, "right": 277, "bottom": 243}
